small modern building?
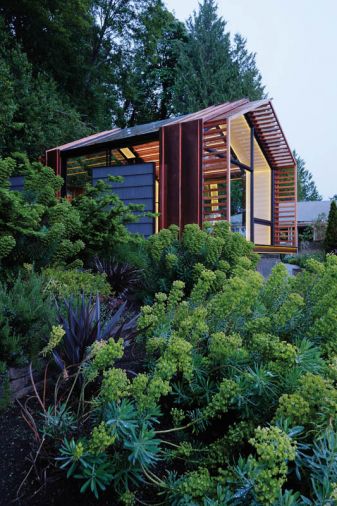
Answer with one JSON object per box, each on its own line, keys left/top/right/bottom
{"left": 297, "top": 200, "right": 331, "bottom": 242}
{"left": 46, "top": 98, "right": 297, "bottom": 253}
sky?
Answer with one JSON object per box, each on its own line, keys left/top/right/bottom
{"left": 164, "top": 0, "right": 337, "bottom": 199}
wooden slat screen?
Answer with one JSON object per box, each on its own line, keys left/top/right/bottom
{"left": 273, "top": 166, "right": 297, "bottom": 247}
{"left": 202, "top": 120, "right": 229, "bottom": 222}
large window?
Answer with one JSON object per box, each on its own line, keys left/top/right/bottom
{"left": 230, "top": 168, "right": 246, "bottom": 236}
{"left": 65, "top": 147, "right": 137, "bottom": 198}
{"left": 66, "top": 151, "right": 106, "bottom": 198}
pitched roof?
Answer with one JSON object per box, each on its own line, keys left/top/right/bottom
{"left": 297, "top": 201, "right": 331, "bottom": 224}
{"left": 46, "top": 99, "right": 295, "bottom": 168}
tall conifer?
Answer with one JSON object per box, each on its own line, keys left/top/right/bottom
{"left": 324, "top": 200, "right": 337, "bottom": 252}
{"left": 172, "top": 0, "right": 265, "bottom": 114}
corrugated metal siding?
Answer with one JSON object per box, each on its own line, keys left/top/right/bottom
{"left": 9, "top": 176, "right": 25, "bottom": 192}
{"left": 92, "top": 164, "right": 155, "bottom": 237}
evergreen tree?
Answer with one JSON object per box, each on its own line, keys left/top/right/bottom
{"left": 172, "top": 0, "right": 265, "bottom": 114}
{"left": 0, "top": 0, "right": 144, "bottom": 130}
{"left": 114, "top": 0, "right": 186, "bottom": 126}
{"left": 0, "top": 22, "right": 89, "bottom": 158}
{"left": 294, "top": 151, "right": 322, "bottom": 201}
{"left": 0, "top": 0, "right": 93, "bottom": 105}
{"left": 231, "top": 33, "right": 265, "bottom": 101}
{"left": 324, "top": 200, "right": 337, "bottom": 253}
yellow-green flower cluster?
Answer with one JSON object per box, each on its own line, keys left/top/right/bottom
{"left": 170, "top": 407, "right": 185, "bottom": 426}
{"left": 177, "top": 306, "right": 208, "bottom": 346}
{"left": 178, "top": 467, "right": 215, "bottom": 498}
{"left": 167, "top": 280, "right": 185, "bottom": 309}
{"left": 100, "top": 368, "right": 130, "bottom": 402}
{"left": 89, "top": 422, "right": 115, "bottom": 455}
{"left": 156, "top": 335, "right": 193, "bottom": 381}
{"left": 273, "top": 292, "right": 305, "bottom": 329}
{"left": 145, "top": 336, "right": 166, "bottom": 355}
{"left": 91, "top": 338, "right": 124, "bottom": 371}
{"left": 165, "top": 252, "right": 178, "bottom": 271}
{"left": 204, "top": 379, "right": 240, "bottom": 418}
{"left": 274, "top": 393, "right": 311, "bottom": 426}
{"left": 41, "top": 325, "right": 65, "bottom": 357}
{"left": 73, "top": 441, "right": 85, "bottom": 461}
{"left": 131, "top": 373, "right": 171, "bottom": 411}
{"left": 205, "top": 236, "right": 224, "bottom": 266}
{"left": 182, "top": 224, "right": 206, "bottom": 256}
{"left": 208, "top": 332, "right": 248, "bottom": 363}
{"left": 119, "top": 490, "right": 136, "bottom": 506}
{"left": 249, "top": 426, "right": 296, "bottom": 505}
{"left": 190, "top": 269, "right": 216, "bottom": 304}
{"left": 205, "top": 421, "right": 253, "bottom": 467}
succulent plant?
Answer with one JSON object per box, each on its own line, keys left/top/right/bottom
{"left": 93, "top": 257, "right": 142, "bottom": 299}
{"left": 53, "top": 294, "right": 138, "bottom": 370}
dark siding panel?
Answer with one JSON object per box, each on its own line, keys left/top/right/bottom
{"left": 108, "top": 186, "right": 153, "bottom": 200}
{"left": 9, "top": 176, "right": 25, "bottom": 192}
{"left": 94, "top": 165, "right": 153, "bottom": 178}
{"left": 127, "top": 223, "right": 153, "bottom": 236}
{"left": 122, "top": 198, "right": 153, "bottom": 211}
{"left": 92, "top": 163, "right": 155, "bottom": 237}
{"left": 109, "top": 174, "right": 154, "bottom": 188}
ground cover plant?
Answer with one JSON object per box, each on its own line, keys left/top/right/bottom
{"left": 18, "top": 228, "right": 337, "bottom": 505}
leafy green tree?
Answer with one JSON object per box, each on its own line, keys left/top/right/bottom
{"left": 324, "top": 200, "right": 337, "bottom": 252}
{"left": 0, "top": 0, "right": 134, "bottom": 130}
{"left": 294, "top": 150, "right": 322, "bottom": 201}
{"left": 172, "top": 0, "right": 265, "bottom": 114}
{"left": 0, "top": 0, "right": 94, "bottom": 110}
{"left": 0, "top": 22, "right": 90, "bottom": 157}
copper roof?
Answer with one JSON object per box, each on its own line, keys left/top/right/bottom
{"left": 47, "top": 99, "right": 295, "bottom": 169}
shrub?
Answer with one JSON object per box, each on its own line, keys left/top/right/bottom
{"left": 137, "top": 222, "right": 258, "bottom": 299}
{"left": 0, "top": 154, "right": 145, "bottom": 272}
{"left": 19, "top": 230, "right": 337, "bottom": 504}
{"left": 43, "top": 267, "right": 111, "bottom": 298}
{"left": 283, "top": 251, "right": 325, "bottom": 268}
{"left": 71, "top": 178, "right": 144, "bottom": 265}
{"left": 0, "top": 157, "right": 84, "bottom": 270}
{"left": 0, "top": 268, "right": 56, "bottom": 366}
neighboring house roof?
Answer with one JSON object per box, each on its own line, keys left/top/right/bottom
{"left": 46, "top": 99, "right": 295, "bottom": 169}
{"left": 297, "top": 201, "right": 331, "bottom": 225}
{"left": 231, "top": 213, "right": 243, "bottom": 224}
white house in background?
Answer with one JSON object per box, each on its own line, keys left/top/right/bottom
{"left": 297, "top": 200, "right": 331, "bottom": 241}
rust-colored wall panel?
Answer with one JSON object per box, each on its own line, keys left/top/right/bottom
{"left": 181, "top": 120, "right": 202, "bottom": 227}
{"left": 160, "top": 124, "right": 181, "bottom": 228}
{"left": 45, "top": 148, "right": 61, "bottom": 175}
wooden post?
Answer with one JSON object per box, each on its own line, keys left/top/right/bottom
{"left": 226, "top": 119, "right": 231, "bottom": 223}
{"left": 250, "top": 126, "right": 255, "bottom": 243}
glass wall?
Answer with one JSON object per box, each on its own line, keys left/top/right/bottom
{"left": 230, "top": 168, "right": 246, "bottom": 236}
{"left": 65, "top": 147, "right": 137, "bottom": 199}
